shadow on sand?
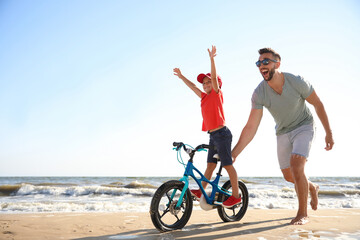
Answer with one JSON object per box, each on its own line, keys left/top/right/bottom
{"left": 73, "top": 217, "right": 292, "bottom": 240}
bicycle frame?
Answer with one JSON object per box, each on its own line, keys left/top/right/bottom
{"left": 151, "top": 142, "right": 249, "bottom": 232}
{"left": 174, "top": 155, "right": 232, "bottom": 209}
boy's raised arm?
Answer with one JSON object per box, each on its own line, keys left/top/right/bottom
{"left": 208, "top": 45, "right": 219, "bottom": 93}
{"left": 173, "top": 68, "right": 202, "bottom": 98}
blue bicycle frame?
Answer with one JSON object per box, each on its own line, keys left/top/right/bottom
{"left": 173, "top": 145, "right": 232, "bottom": 209}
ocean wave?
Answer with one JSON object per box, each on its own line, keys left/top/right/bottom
{"left": 321, "top": 183, "right": 360, "bottom": 189}
{"left": 319, "top": 189, "right": 360, "bottom": 196}
{"left": 2, "top": 182, "right": 359, "bottom": 199}
{"left": 123, "top": 181, "right": 158, "bottom": 189}
{"left": 0, "top": 185, "right": 22, "bottom": 196}
{"left": 239, "top": 179, "right": 257, "bottom": 184}
{"left": 249, "top": 189, "right": 296, "bottom": 200}
{"left": 0, "top": 180, "right": 159, "bottom": 197}
{"left": 1, "top": 177, "right": 360, "bottom": 213}
{"left": 13, "top": 183, "right": 156, "bottom": 197}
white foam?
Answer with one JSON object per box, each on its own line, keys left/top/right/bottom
{"left": 108, "top": 235, "right": 139, "bottom": 239}
{"left": 15, "top": 184, "right": 156, "bottom": 197}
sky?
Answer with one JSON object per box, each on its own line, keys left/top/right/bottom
{"left": 0, "top": 0, "right": 359, "bottom": 177}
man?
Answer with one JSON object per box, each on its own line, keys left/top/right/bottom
{"left": 232, "top": 48, "right": 334, "bottom": 225}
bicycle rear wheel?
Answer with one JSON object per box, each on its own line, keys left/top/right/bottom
{"left": 150, "top": 180, "right": 193, "bottom": 232}
{"left": 217, "top": 180, "right": 248, "bottom": 222}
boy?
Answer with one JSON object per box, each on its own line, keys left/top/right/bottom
{"left": 173, "top": 45, "right": 241, "bottom": 208}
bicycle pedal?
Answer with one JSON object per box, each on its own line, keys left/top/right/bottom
{"left": 191, "top": 196, "right": 200, "bottom": 201}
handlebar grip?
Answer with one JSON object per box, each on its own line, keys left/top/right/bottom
{"left": 202, "top": 144, "right": 211, "bottom": 149}
{"left": 194, "top": 144, "right": 211, "bottom": 151}
{"left": 173, "top": 142, "right": 183, "bottom": 147}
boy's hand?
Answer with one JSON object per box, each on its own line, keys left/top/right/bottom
{"left": 173, "top": 68, "right": 183, "bottom": 78}
{"left": 208, "top": 45, "right": 217, "bottom": 59}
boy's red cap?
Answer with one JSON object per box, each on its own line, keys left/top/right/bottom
{"left": 197, "top": 73, "right": 222, "bottom": 88}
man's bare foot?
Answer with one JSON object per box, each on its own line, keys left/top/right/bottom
{"left": 310, "top": 183, "right": 319, "bottom": 210}
{"left": 290, "top": 216, "right": 309, "bottom": 225}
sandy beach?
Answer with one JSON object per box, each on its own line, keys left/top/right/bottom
{"left": 1, "top": 209, "right": 360, "bottom": 240}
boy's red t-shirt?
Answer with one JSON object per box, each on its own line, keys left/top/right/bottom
{"left": 200, "top": 89, "right": 226, "bottom": 131}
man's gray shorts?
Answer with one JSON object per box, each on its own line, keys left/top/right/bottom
{"left": 277, "top": 124, "right": 314, "bottom": 170}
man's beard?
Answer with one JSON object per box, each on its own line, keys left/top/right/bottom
{"left": 264, "top": 67, "right": 276, "bottom": 82}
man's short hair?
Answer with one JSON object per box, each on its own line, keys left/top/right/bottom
{"left": 258, "top": 48, "right": 281, "bottom": 61}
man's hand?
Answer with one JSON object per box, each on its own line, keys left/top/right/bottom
{"left": 231, "top": 153, "right": 237, "bottom": 163}
{"left": 325, "top": 133, "right": 334, "bottom": 151}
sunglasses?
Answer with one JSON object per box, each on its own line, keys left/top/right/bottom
{"left": 255, "top": 58, "right": 278, "bottom": 67}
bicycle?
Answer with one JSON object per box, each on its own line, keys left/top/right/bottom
{"left": 150, "top": 142, "right": 249, "bottom": 232}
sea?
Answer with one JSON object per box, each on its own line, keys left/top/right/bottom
{"left": 0, "top": 176, "right": 359, "bottom": 213}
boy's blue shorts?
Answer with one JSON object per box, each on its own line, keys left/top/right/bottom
{"left": 207, "top": 126, "right": 233, "bottom": 166}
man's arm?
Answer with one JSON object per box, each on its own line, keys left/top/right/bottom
{"left": 232, "top": 108, "right": 263, "bottom": 162}
{"left": 208, "top": 45, "right": 220, "bottom": 93}
{"left": 173, "top": 68, "right": 202, "bottom": 98}
{"left": 306, "top": 90, "right": 334, "bottom": 150}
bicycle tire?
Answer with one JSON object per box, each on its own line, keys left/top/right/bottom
{"left": 150, "top": 180, "right": 193, "bottom": 232}
{"left": 217, "top": 180, "right": 249, "bottom": 222}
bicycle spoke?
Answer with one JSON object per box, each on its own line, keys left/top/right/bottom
{"left": 165, "top": 192, "right": 172, "bottom": 201}
{"left": 160, "top": 209, "right": 170, "bottom": 219}
{"left": 231, "top": 208, "right": 236, "bottom": 216}
{"left": 164, "top": 191, "right": 174, "bottom": 209}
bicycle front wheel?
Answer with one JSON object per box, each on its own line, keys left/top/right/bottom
{"left": 150, "top": 180, "right": 193, "bottom": 232}
{"left": 217, "top": 180, "right": 249, "bottom": 222}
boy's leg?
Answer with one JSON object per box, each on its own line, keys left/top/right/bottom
{"left": 223, "top": 165, "right": 239, "bottom": 198}
{"left": 211, "top": 127, "right": 240, "bottom": 198}
{"left": 202, "top": 162, "right": 217, "bottom": 189}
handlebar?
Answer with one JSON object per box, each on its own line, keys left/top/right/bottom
{"left": 173, "top": 142, "right": 211, "bottom": 152}
{"left": 173, "top": 142, "right": 212, "bottom": 165}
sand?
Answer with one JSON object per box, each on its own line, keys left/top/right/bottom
{"left": 1, "top": 209, "right": 360, "bottom": 240}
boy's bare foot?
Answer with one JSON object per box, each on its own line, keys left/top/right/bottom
{"left": 290, "top": 216, "right": 309, "bottom": 225}
{"left": 310, "top": 183, "right": 319, "bottom": 210}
